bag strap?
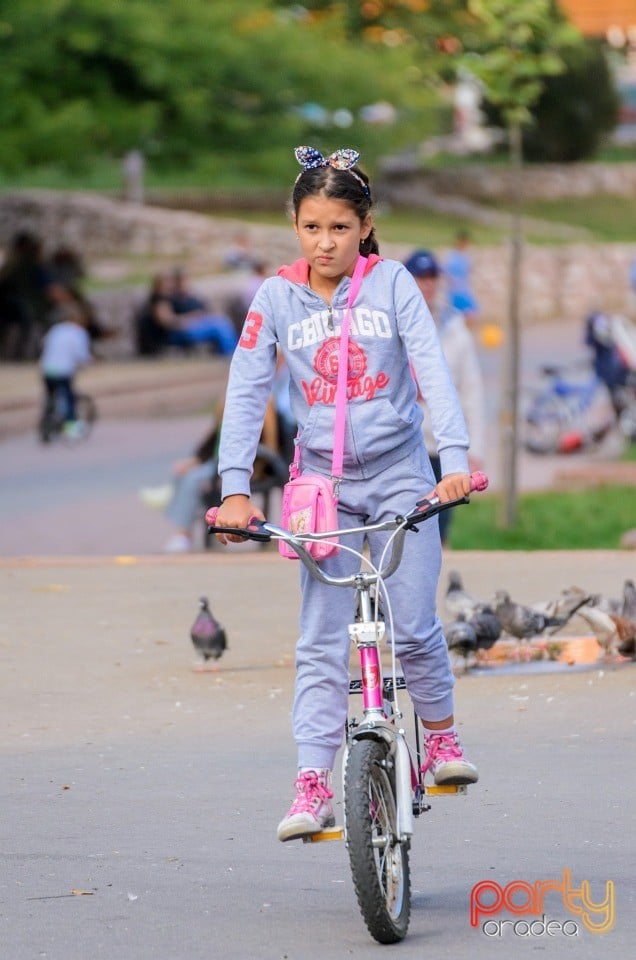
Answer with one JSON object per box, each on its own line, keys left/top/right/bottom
{"left": 332, "top": 254, "right": 367, "bottom": 486}
{"left": 289, "top": 254, "right": 367, "bottom": 483}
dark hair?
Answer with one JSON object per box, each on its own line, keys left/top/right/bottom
{"left": 290, "top": 165, "right": 379, "bottom": 257}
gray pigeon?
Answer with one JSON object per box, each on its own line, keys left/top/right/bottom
{"left": 493, "top": 590, "right": 566, "bottom": 640}
{"left": 445, "top": 570, "right": 481, "bottom": 620}
{"left": 622, "top": 579, "right": 636, "bottom": 622}
{"left": 533, "top": 586, "right": 593, "bottom": 626}
{"left": 445, "top": 615, "right": 477, "bottom": 673}
{"left": 190, "top": 596, "right": 227, "bottom": 669}
{"left": 590, "top": 591, "right": 623, "bottom": 617}
{"left": 469, "top": 605, "right": 502, "bottom": 655}
{"left": 572, "top": 600, "right": 619, "bottom": 659}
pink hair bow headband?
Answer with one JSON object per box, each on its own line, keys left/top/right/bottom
{"left": 294, "top": 145, "right": 371, "bottom": 200}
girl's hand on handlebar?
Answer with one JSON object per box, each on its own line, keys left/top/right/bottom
{"left": 431, "top": 471, "right": 472, "bottom": 503}
{"left": 214, "top": 495, "right": 265, "bottom": 544}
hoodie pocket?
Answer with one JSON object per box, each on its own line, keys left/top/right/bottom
{"left": 348, "top": 397, "right": 419, "bottom": 464}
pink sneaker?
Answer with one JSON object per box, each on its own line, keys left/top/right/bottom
{"left": 421, "top": 732, "right": 479, "bottom": 785}
{"left": 277, "top": 770, "right": 335, "bottom": 842}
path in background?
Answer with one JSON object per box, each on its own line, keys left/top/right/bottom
{"left": 0, "top": 316, "right": 628, "bottom": 557}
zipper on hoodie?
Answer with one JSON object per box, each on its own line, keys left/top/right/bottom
{"left": 327, "top": 306, "right": 333, "bottom": 331}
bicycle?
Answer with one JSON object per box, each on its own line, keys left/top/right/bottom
{"left": 522, "top": 363, "right": 615, "bottom": 455}
{"left": 38, "top": 386, "right": 97, "bottom": 444}
{"left": 207, "top": 471, "right": 488, "bottom": 944}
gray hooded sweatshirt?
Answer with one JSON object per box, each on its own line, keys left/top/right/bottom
{"left": 219, "top": 255, "right": 469, "bottom": 499}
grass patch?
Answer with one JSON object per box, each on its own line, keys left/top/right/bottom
{"left": 622, "top": 443, "right": 636, "bottom": 462}
{"left": 519, "top": 195, "right": 636, "bottom": 243}
{"left": 449, "top": 485, "right": 635, "bottom": 550}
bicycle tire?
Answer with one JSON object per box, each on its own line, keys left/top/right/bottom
{"left": 38, "top": 399, "right": 61, "bottom": 444}
{"left": 75, "top": 394, "right": 97, "bottom": 437}
{"left": 345, "top": 738, "right": 410, "bottom": 944}
{"left": 523, "top": 395, "right": 566, "bottom": 454}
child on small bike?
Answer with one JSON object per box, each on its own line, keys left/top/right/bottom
{"left": 39, "top": 300, "right": 92, "bottom": 438}
{"left": 214, "top": 145, "right": 478, "bottom": 842}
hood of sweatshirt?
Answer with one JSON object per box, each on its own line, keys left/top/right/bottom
{"left": 277, "top": 254, "right": 382, "bottom": 286}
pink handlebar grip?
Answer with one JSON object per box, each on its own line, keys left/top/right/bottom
{"left": 469, "top": 471, "right": 489, "bottom": 493}
{"left": 205, "top": 506, "right": 220, "bottom": 526}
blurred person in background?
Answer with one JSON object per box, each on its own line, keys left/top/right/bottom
{"left": 404, "top": 249, "right": 486, "bottom": 545}
{"left": 443, "top": 230, "right": 480, "bottom": 331}
{"left": 0, "top": 231, "right": 51, "bottom": 360}
{"left": 134, "top": 272, "right": 238, "bottom": 357}
{"left": 139, "top": 394, "right": 283, "bottom": 553}
{"left": 46, "top": 245, "right": 115, "bottom": 349}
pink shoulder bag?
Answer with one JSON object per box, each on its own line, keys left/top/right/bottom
{"left": 279, "top": 255, "right": 367, "bottom": 560}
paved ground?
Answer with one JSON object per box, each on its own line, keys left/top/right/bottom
{"left": 1, "top": 551, "right": 634, "bottom": 960}
{"left": 1, "top": 316, "right": 634, "bottom": 958}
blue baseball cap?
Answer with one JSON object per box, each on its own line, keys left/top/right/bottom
{"left": 403, "top": 249, "right": 440, "bottom": 279}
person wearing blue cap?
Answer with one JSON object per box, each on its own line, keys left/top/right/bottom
{"left": 404, "top": 248, "right": 486, "bottom": 544}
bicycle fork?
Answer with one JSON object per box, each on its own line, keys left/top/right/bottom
{"left": 343, "top": 591, "right": 416, "bottom": 844}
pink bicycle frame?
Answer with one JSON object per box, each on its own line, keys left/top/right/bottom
{"left": 360, "top": 645, "right": 384, "bottom": 712}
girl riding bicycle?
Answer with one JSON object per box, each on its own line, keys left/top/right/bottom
{"left": 215, "top": 146, "right": 478, "bottom": 842}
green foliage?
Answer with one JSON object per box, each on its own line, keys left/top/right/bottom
{"left": 521, "top": 41, "right": 620, "bottom": 162}
{"left": 461, "top": 0, "right": 577, "bottom": 127}
{"left": 449, "top": 486, "right": 636, "bottom": 550}
{"left": 0, "top": 0, "right": 438, "bottom": 179}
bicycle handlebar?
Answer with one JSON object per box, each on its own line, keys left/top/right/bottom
{"left": 206, "top": 472, "right": 488, "bottom": 588}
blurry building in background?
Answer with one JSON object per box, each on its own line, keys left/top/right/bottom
{"left": 558, "top": 1, "right": 636, "bottom": 38}
{"left": 560, "top": 1, "right": 636, "bottom": 144}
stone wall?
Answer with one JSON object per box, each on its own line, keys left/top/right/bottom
{"left": 459, "top": 243, "right": 636, "bottom": 327}
{"left": 0, "top": 189, "right": 297, "bottom": 266}
{"left": 379, "top": 161, "right": 636, "bottom": 203}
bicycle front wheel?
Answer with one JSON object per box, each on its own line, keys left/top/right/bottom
{"left": 523, "top": 395, "right": 566, "bottom": 454}
{"left": 345, "top": 738, "right": 410, "bottom": 944}
{"left": 75, "top": 394, "right": 97, "bottom": 437}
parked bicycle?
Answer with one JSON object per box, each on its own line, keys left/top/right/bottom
{"left": 522, "top": 363, "right": 616, "bottom": 455}
{"left": 38, "top": 387, "right": 97, "bottom": 443}
{"left": 207, "top": 472, "right": 488, "bottom": 944}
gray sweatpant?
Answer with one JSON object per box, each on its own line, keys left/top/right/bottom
{"left": 165, "top": 460, "right": 217, "bottom": 530}
{"left": 293, "top": 444, "right": 455, "bottom": 770}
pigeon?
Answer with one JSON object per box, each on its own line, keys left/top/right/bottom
{"left": 617, "top": 622, "right": 636, "bottom": 659}
{"left": 445, "top": 570, "right": 481, "bottom": 620}
{"left": 571, "top": 601, "right": 619, "bottom": 659}
{"left": 468, "top": 605, "right": 502, "bottom": 660}
{"left": 589, "top": 591, "right": 623, "bottom": 617}
{"left": 612, "top": 614, "right": 636, "bottom": 657}
{"left": 533, "top": 586, "right": 593, "bottom": 628}
{"left": 493, "top": 590, "right": 569, "bottom": 659}
{"left": 622, "top": 579, "right": 636, "bottom": 622}
{"left": 445, "top": 615, "right": 477, "bottom": 673}
{"left": 190, "top": 596, "right": 227, "bottom": 670}
{"left": 493, "top": 590, "right": 567, "bottom": 640}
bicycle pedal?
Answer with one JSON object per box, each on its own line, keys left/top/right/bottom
{"left": 303, "top": 826, "right": 345, "bottom": 843}
{"left": 424, "top": 784, "right": 468, "bottom": 796}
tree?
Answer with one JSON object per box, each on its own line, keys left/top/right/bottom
{"left": 522, "top": 39, "right": 619, "bottom": 162}
{"left": 459, "top": 0, "right": 579, "bottom": 527}
{"left": 0, "top": 0, "right": 437, "bottom": 178}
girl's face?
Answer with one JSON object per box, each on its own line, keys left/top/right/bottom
{"left": 293, "top": 194, "right": 371, "bottom": 295}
